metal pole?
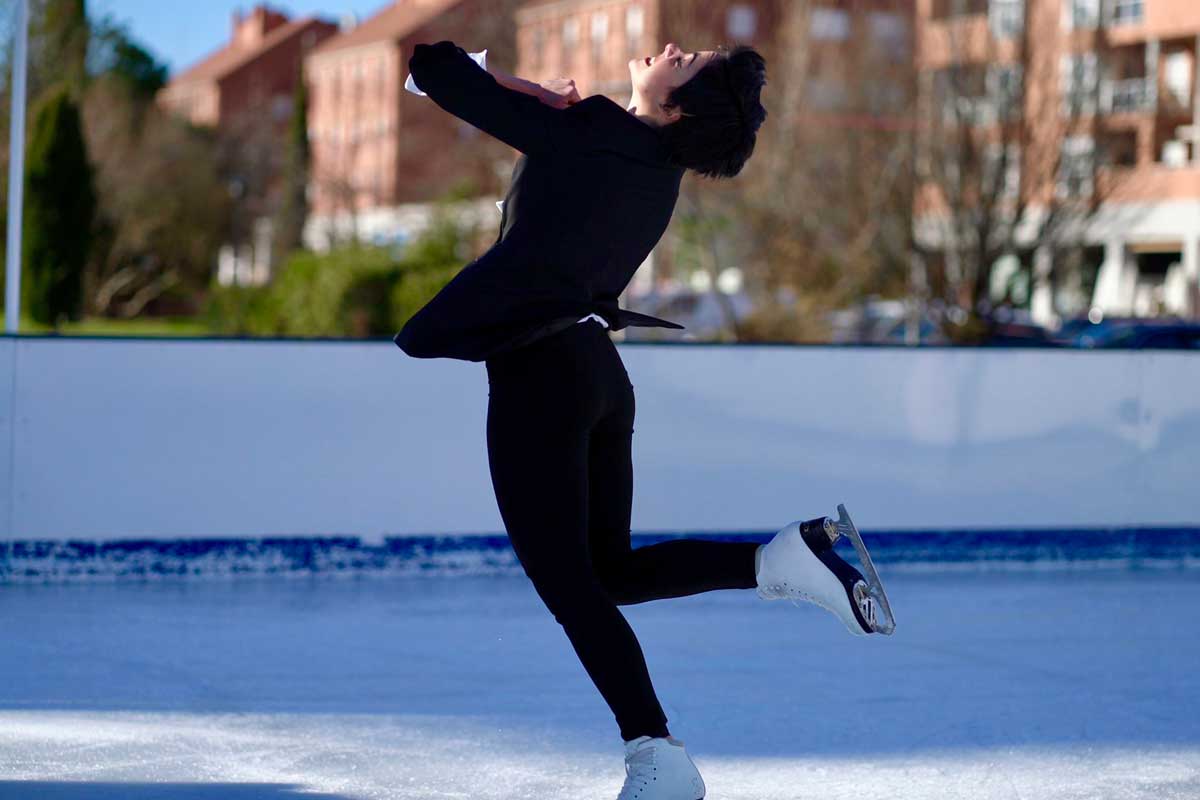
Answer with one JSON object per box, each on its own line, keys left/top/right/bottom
{"left": 5, "top": 0, "right": 29, "bottom": 334}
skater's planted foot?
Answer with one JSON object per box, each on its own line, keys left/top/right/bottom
{"left": 755, "top": 516, "right": 878, "bottom": 635}
{"left": 617, "top": 735, "right": 705, "bottom": 800}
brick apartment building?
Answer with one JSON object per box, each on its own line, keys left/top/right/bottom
{"left": 512, "top": 0, "right": 915, "bottom": 300}
{"left": 516, "top": 0, "right": 901, "bottom": 104}
{"left": 300, "top": 0, "right": 792, "bottom": 256}
{"left": 303, "top": 0, "right": 528, "bottom": 250}
{"left": 511, "top": 0, "right": 764, "bottom": 298}
{"left": 299, "top": 0, "right": 916, "bottom": 330}
{"left": 916, "top": 0, "right": 1200, "bottom": 322}
{"left": 159, "top": 6, "right": 337, "bottom": 129}
{"left": 158, "top": 5, "right": 338, "bottom": 286}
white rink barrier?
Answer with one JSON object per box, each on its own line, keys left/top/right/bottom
{"left": 1, "top": 335, "right": 1197, "bottom": 541}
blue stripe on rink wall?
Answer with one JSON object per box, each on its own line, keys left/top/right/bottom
{"left": 2, "top": 528, "right": 1199, "bottom": 583}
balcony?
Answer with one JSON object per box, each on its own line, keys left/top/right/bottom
{"left": 1101, "top": 77, "right": 1154, "bottom": 114}
{"left": 1107, "top": 0, "right": 1144, "bottom": 27}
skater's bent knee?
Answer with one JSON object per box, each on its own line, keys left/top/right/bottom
{"left": 529, "top": 574, "right": 622, "bottom": 621}
{"left": 593, "top": 565, "right": 640, "bottom": 605}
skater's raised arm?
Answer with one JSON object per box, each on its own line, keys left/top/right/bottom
{"left": 407, "top": 40, "right": 583, "bottom": 156}
{"left": 487, "top": 67, "right": 581, "bottom": 109}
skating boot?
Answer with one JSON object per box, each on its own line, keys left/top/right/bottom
{"left": 616, "top": 735, "right": 705, "bottom": 800}
{"left": 755, "top": 504, "right": 895, "bottom": 635}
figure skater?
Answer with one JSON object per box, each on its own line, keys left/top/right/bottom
{"left": 395, "top": 38, "right": 886, "bottom": 800}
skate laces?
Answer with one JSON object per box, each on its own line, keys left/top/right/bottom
{"left": 620, "top": 741, "right": 658, "bottom": 795}
{"left": 760, "top": 532, "right": 827, "bottom": 609}
{"left": 626, "top": 745, "right": 656, "bottom": 771}
{"left": 764, "top": 531, "right": 838, "bottom": 611}
{"left": 789, "top": 590, "right": 833, "bottom": 614}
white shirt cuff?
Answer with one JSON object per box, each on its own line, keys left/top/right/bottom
{"left": 404, "top": 48, "right": 487, "bottom": 96}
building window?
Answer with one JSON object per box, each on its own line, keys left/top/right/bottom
{"left": 726, "top": 5, "right": 757, "bottom": 40}
{"left": 626, "top": 5, "right": 644, "bottom": 54}
{"left": 530, "top": 26, "right": 546, "bottom": 70}
{"left": 272, "top": 95, "right": 292, "bottom": 121}
{"left": 1063, "top": 0, "right": 1100, "bottom": 29}
{"left": 1104, "top": 75, "right": 1153, "bottom": 113}
{"left": 1109, "top": 0, "right": 1143, "bottom": 26}
{"left": 931, "top": 0, "right": 988, "bottom": 19}
{"left": 1098, "top": 129, "right": 1138, "bottom": 167}
{"left": 1060, "top": 51, "right": 1098, "bottom": 116}
{"left": 590, "top": 10, "right": 608, "bottom": 63}
{"left": 562, "top": 17, "right": 579, "bottom": 47}
{"left": 590, "top": 11, "right": 608, "bottom": 43}
{"left": 811, "top": 8, "right": 851, "bottom": 41}
{"left": 984, "top": 143, "right": 1021, "bottom": 200}
{"left": 987, "top": 62, "right": 1023, "bottom": 120}
{"left": 1163, "top": 51, "right": 1193, "bottom": 110}
{"left": 989, "top": 0, "right": 1024, "bottom": 38}
{"left": 807, "top": 77, "right": 848, "bottom": 110}
{"left": 933, "top": 64, "right": 987, "bottom": 124}
{"left": 933, "top": 63, "right": 1021, "bottom": 124}
{"left": 1057, "top": 135, "right": 1095, "bottom": 198}
{"left": 868, "top": 12, "right": 909, "bottom": 58}
{"left": 1162, "top": 139, "right": 1189, "bottom": 167}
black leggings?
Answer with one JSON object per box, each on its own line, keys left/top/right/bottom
{"left": 484, "top": 318, "right": 761, "bottom": 741}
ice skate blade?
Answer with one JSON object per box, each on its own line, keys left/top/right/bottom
{"left": 835, "top": 503, "right": 896, "bottom": 635}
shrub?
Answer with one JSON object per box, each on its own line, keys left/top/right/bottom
{"left": 205, "top": 199, "right": 479, "bottom": 338}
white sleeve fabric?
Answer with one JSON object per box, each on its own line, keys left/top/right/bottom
{"left": 405, "top": 49, "right": 487, "bottom": 96}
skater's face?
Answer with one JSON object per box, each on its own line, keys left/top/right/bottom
{"left": 627, "top": 43, "right": 718, "bottom": 125}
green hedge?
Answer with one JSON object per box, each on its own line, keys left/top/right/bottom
{"left": 205, "top": 211, "right": 471, "bottom": 338}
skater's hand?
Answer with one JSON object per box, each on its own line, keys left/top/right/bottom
{"left": 537, "top": 78, "right": 581, "bottom": 109}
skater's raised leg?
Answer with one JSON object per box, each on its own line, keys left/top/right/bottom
{"left": 586, "top": 385, "right": 762, "bottom": 606}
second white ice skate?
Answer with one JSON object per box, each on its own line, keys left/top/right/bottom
{"left": 755, "top": 505, "right": 895, "bottom": 635}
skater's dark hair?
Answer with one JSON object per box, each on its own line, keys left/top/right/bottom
{"left": 657, "top": 44, "right": 767, "bottom": 180}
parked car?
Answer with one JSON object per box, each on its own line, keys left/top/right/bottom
{"left": 1051, "top": 316, "right": 1200, "bottom": 349}
{"left": 875, "top": 314, "right": 949, "bottom": 345}
{"left": 1090, "top": 321, "right": 1200, "bottom": 349}
{"left": 829, "top": 298, "right": 951, "bottom": 345}
{"left": 624, "top": 287, "right": 754, "bottom": 340}
{"left": 978, "top": 321, "right": 1062, "bottom": 347}
{"left": 1050, "top": 316, "right": 1144, "bottom": 348}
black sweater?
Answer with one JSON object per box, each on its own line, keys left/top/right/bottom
{"left": 393, "top": 40, "right": 686, "bottom": 363}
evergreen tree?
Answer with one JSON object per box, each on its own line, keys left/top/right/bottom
{"left": 23, "top": 85, "right": 96, "bottom": 326}
{"left": 29, "top": 0, "right": 90, "bottom": 98}
{"left": 273, "top": 65, "right": 310, "bottom": 261}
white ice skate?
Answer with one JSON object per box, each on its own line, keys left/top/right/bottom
{"left": 755, "top": 504, "right": 896, "bottom": 636}
{"left": 617, "top": 735, "right": 705, "bottom": 800}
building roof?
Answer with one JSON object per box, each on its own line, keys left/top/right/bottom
{"left": 169, "top": 16, "right": 328, "bottom": 86}
{"left": 311, "top": 0, "right": 462, "bottom": 57}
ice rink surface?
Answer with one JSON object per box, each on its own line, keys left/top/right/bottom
{"left": 2, "top": 570, "right": 1198, "bottom": 799}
